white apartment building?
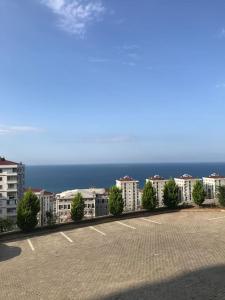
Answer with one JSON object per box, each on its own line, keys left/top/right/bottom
{"left": 26, "top": 188, "right": 55, "bottom": 226}
{"left": 55, "top": 188, "right": 109, "bottom": 223}
{"left": 174, "top": 174, "right": 199, "bottom": 203}
{"left": 146, "top": 175, "right": 168, "bottom": 207}
{"left": 203, "top": 173, "right": 225, "bottom": 200}
{"left": 0, "top": 157, "right": 25, "bottom": 222}
{"left": 116, "top": 176, "right": 140, "bottom": 211}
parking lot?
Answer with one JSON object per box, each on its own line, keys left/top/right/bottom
{"left": 1, "top": 210, "right": 225, "bottom": 300}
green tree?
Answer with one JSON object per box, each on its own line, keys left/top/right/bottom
{"left": 217, "top": 186, "right": 225, "bottom": 207}
{"left": 46, "top": 211, "right": 56, "bottom": 226}
{"left": 0, "top": 218, "right": 13, "bottom": 232}
{"left": 109, "top": 186, "right": 124, "bottom": 216}
{"left": 17, "top": 190, "right": 40, "bottom": 232}
{"left": 71, "top": 192, "right": 85, "bottom": 221}
{"left": 192, "top": 180, "right": 206, "bottom": 206}
{"left": 142, "top": 181, "right": 158, "bottom": 210}
{"left": 163, "top": 179, "right": 180, "bottom": 209}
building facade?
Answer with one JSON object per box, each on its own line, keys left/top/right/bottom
{"left": 0, "top": 157, "right": 25, "bottom": 222}
{"left": 146, "top": 175, "right": 168, "bottom": 207}
{"left": 174, "top": 174, "right": 199, "bottom": 203}
{"left": 116, "top": 176, "right": 140, "bottom": 211}
{"left": 203, "top": 173, "right": 225, "bottom": 200}
{"left": 26, "top": 188, "right": 55, "bottom": 226}
{"left": 55, "top": 188, "right": 109, "bottom": 223}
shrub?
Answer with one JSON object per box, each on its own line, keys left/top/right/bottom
{"left": 192, "top": 180, "right": 206, "bottom": 206}
{"left": 109, "top": 186, "right": 124, "bottom": 216}
{"left": 142, "top": 181, "right": 158, "bottom": 210}
{"left": 17, "top": 190, "right": 40, "bottom": 232}
{"left": 71, "top": 192, "right": 85, "bottom": 221}
{"left": 217, "top": 186, "right": 225, "bottom": 207}
{"left": 163, "top": 179, "right": 180, "bottom": 208}
{"left": 0, "top": 218, "right": 13, "bottom": 232}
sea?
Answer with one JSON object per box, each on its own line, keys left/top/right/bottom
{"left": 25, "top": 163, "right": 225, "bottom": 193}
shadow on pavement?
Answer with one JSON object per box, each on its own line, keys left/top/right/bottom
{"left": 100, "top": 265, "right": 225, "bottom": 300}
{"left": 0, "top": 243, "right": 21, "bottom": 262}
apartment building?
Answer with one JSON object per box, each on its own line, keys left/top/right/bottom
{"left": 26, "top": 188, "right": 55, "bottom": 226}
{"left": 55, "top": 188, "right": 109, "bottom": 223}
{"left": 203, "top": 173, "right": 225, "bottom": 200}
{"left": 0, "top": 157, "right": 25, "bottom": 222}
{"left": 174, "top": 174, "right": 199, "bottom": 203}
{"left": 146, "top": 175, "right": 168, "bottom": 207}
{"left": 116, "top": 176, "right": 140, "bottom": 211}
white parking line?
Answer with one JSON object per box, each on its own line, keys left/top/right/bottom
{"left": 208, "top": 216, "right": 225, "bottom": 221}
{"left": 27, "top": 239, "right": 35, "bottom": 251}
{"left": 90, "top": 226, "right": 106, "bottom": 236}
{"left": 60, "top": 231, "right": 73, "bottom": 243}
{"left": 141, "top": 217, "right": 162, "bottom": 225}
{"left": 116, "top": 221, "right": 136, "bottom": 230}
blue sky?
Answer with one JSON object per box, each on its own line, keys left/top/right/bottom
{"left": 1, "top": 0, "right": 225, "bottom": 164}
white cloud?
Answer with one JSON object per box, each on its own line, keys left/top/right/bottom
{"left": 73, "top": 135, "right": 137, "bottom": 144}
{"left": 94, "top": 135, "right": 136, "bottom": 143}
{"left": 123, "top": 61, "right": 136, "bottom": 67}
{"left": 216, "top": 83, "right": 225, "bottom": 88}
{"left": 88, "top": 57, "right": 110, "bottom": 63}
{"left": 127, "top": 53, "right": 140, "bottom": 60}
{"left": 218, "top": 28, "right": 225, "bottom": 39}
{"left": 0, "top": 125, "right": 42, "bottom": 135}
{"left": 120, "top": 44, "right": 140, "bottom": 51}
{"left": 41, "top": 0, "right": 105, "bottom": 36}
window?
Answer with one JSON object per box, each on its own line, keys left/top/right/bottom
{"left": 7, "top": 176, "right": 17, "bottom": 181}
{"left": 68, "top": 204, "right": 70, "bottom": 209}
{"left": 0, "top": 177, "right": 2, "bottom": 181}
{"left": 0, "top": 185, "right": 2, "bottom": 190}
{"left": 7, "top": 208, "right": 16, "bottom": 213}
{"left": 8, "top": 184, "right": 15, "bottom": 189}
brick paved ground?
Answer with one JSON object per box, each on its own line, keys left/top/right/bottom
{"left": 1, "top": 210, "right": 225, "bottom": 300}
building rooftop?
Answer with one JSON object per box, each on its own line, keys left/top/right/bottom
{"left": 179, "top": 174, "right": 195, "bottom": 179}
{"left": 25, "top": 188, "right": 54, "bottom": 196}
{"left": 118, "top": 176, "right": 137, "bottom": 182}
{"left": 205, "top": 173, "right": 225, "bottom": 179}
{"left": 0, "top": 157, "right": 18, "bottom": 166}
{"left": 56, "top": 188, "right": 107, "bottom": 199}
{"left": 149, "top": 175, "right": 165, "bottom": 180}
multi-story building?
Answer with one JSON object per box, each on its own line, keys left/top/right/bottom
{"left": 26, "top": 188, "right": 55, "bottom": 226}
{"left": 0, "top": 157, "right": 25, "bottom": 222}
{"left": 174, "top": 174, "right": 199, "bottom": 203}
{"left": 55, "top": 188, "right": 109, "bottom": 223}
{"left": 146, "top": 175, "right": 168, "bottom": 207}
{"left": 203, "top": 173, "right": 225, "bottom": 199}
{"left": 116, "top": 176, "right": 140, "bottom": 211}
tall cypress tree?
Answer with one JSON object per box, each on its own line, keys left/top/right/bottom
{"left": 163, "top": 179, "right": 180, "bottom": 209}
{"left": 192, "top": 180, "right": 206, "bottom": 206}
{"left": 71, "top": 192, "right": 85, "bottom": 221}
{"left": 142, "top": 181, "right": 158, "bottom": 210}
{"left": 17, "top": 190, "right": 40, "bottom": 232}
{"left": 217, "top": 186, "right": 225, "bottom": 207}
{"left": 109, "top": 186, "right": 124, "bottom": 216}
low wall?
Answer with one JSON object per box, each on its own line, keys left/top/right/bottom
{"left": 0, "top": 204, "right": 222, "bottom": 242}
